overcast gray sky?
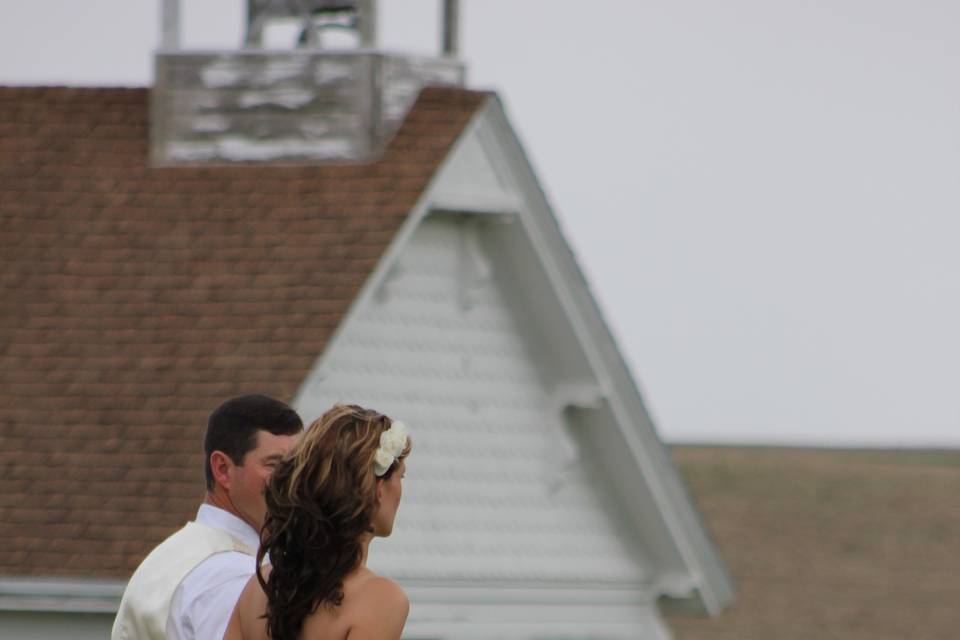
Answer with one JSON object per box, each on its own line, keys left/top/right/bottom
{"left": 2, "top": 1, "right": 958, "bottom": 447}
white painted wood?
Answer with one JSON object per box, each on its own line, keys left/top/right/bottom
{"left": 299, "top": 215, "right": 653, "bottom": 588}
{"left": 357, "top": 0, "right": 377, "bottom": 47}
{"left": 403, "top": 581, "right": 671, "bottom": 638}
{"left": 407, "top": 596, "right": 672, "bottom": 640}
{"left": 151, "top": 51, "right": 464, "bottom": 165}
{"left": 292, "top": 98, "right": 733, "bottom": 636}
{"left": 159, "top": 0, "right": 180, "bottom": 50}
{"left": 0, "top": 577, "right": 123, "bottom": 613}
{"left": 0, "top": 578, "right": 121, "bottom": 640}
{"left": 429, "top": 113, "right": 522, "bottom": 215}
{"left": 441, "top": 0, "right": 459, "bottom": 57}
{"left": 475, "top": 98, "right": 735, "bottom": 613}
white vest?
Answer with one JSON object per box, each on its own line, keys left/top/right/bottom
{"left": 111, "top": 521, "right": 255, "bottom": 640}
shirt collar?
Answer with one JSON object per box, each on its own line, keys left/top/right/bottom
{"left": 195, "top": 504, "right": 261, "bottom": 551}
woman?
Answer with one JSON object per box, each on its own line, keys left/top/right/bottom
{"left": 224, "top": 404, "right": 411, "bottom": 640}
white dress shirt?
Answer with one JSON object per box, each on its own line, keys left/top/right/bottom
{"left": 165, "top": 505, "right": 260, "bottom": 640}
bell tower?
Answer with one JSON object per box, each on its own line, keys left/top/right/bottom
{"left": 152, "top": 0, "right": 464, "bottom": 164}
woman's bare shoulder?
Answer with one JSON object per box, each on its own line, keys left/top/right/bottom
{"left": 355, "top": 575, "right": 407, "bottom": 604}
{"left": 343, "top": 575, "right": 409, "bottom": 639}
{"left": 223, "top": 571, "right": 270, "bottom": 640}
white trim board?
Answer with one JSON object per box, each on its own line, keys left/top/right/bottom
{"left": 0, "top": 577, "right": 124, "bottom": 613}
{"left": 477, "top": 95, "right": 734, "bottom": 614}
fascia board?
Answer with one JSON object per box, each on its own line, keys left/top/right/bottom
{"left": 475, "top": 96, "right": 735, "bottom": 613}
{"left": 0, "top": 577, "right": 124, "bottom": 613}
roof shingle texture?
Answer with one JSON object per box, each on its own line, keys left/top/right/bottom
{"left": 0, "top": 85, "right": 487, "bottom": 578}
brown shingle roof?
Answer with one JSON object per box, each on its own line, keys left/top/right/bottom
{"left": 0, "top": 85, "right": 487, "bottom": 579}
{"left": 667, "top": 447, "right": 960, "bottom": 640}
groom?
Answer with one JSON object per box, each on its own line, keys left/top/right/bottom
{"left": 112, "top": 394, "right": 303, "bottom": 640}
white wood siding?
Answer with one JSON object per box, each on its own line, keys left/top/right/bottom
{"left": 297, "top": 215, "right": 653, "bottom": 586}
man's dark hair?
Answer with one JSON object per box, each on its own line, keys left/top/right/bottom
{"left": 204, "top": 394, "right": 303, "bottom": 490}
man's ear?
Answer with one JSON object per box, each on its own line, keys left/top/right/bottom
{"left": 209, "top": 451, "right": 234, "bottom": 491}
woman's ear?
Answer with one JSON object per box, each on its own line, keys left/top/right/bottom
{"left": 375, "top": 478, "right": 384, "bottom": 503}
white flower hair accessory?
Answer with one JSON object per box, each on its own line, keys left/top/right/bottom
{"left": 373, "top": 420, "right": 409, "bottom": 477}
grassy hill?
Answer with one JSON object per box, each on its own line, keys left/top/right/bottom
{"left": 667, "top": 446, "right": 960, "bottom": 640}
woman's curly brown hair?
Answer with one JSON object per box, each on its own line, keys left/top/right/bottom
{"left": 256, "top": 404, "right": 411, "bottom": 640}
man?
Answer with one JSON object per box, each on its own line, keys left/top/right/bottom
{"left": 111, "top": 394, "right": 303, "bottom": 640}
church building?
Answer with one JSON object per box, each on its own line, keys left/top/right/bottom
{"left": 0, "top": 2, "right": 732, "bottom": 637}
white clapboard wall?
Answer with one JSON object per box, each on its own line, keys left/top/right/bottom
{"left": 299, "top": 214, "right": 652, "bottom": 584}
{"left": 296, "top": 214, "right": 671, "bottom": 639}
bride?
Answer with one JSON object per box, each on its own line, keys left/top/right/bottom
{"left": 224, "top": 404, "right": 411, "bottom": 640}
